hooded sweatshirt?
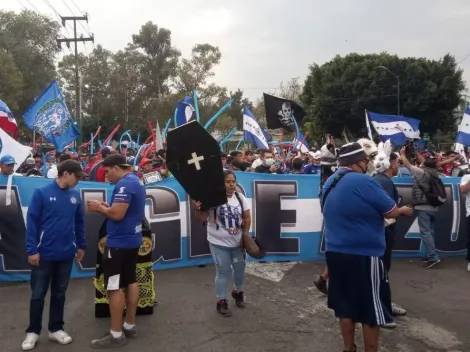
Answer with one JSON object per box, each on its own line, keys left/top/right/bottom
{"left": 26, "top": 181, "right": 86, "bottom": 260}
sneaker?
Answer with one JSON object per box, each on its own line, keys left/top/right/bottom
{"left": 391, "top": 302, "right": 407, "bottom": 316}
{"left": 91, "top": 331, "right": 127, "bottom": 349}
{"left": 314, "top": 275, "right": 328, "bottom": 295}
{"left": 423, "top": 259, "right": 441, "bottom": 268}
{"left": 122, "top": 325, "right": 137, "bottom": 338}
{"left": 467, "top": 262, "right": 470, "bottom": 272}
{"left": 49, "top": 330, "right": 72, "bottom": 345}
{"left": 216, "top": 299, "right": 232, "bottom": 317}
{"left": 343, "top": 343, "right": 357, "bottom": 352}
{"left": 231, "top": 290, "right": 246, "bottom": 308}
{"left": 381, "top": 321, "right": 397, "bottom": 329}
{"left": 21, "top": 333, "right": 39, "bottom": 351}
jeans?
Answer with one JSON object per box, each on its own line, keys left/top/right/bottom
{"left": 26, "top": 259, "right": 74, "bottom": 334}
{"left": 209, "top": 243, "right": 246, "bottom": 299}
{"left": 416, "top": 210, "right": 439, "bottom": 261}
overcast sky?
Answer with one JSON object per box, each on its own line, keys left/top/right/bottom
{"left": 5, "top": 0, "right": 470, "bottom": 101}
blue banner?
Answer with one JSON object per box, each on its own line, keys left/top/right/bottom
{"left": 0, "top": 173, "right": 467, "bottom": 281}
{"left": 23, "top": 81, "right": 80, "bottom": 151}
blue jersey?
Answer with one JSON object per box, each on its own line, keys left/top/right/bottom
{"left": 323, "top": 168, "right": 396, "bottom": 256}
{"left": 106, "top": 173, "right": 146, "bottom": 248}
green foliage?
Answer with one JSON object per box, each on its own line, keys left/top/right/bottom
{"left": 301, "top": 52, "right": 465, "bottom": 138}
{"left": 0, "top": 10, "right": 61, "bottom": 134}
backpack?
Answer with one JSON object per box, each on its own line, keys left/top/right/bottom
{"left": 418, "top": 171, "right": 446, "bottom": 206}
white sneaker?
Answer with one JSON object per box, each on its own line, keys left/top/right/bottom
{"left": 391, "top": 302, "right": 407, "bottom": 316}
{"left": 381, "top": 321, "right": 397, "bottom": 329}
{"left": 21, "top": 333, "right": 39, "bottom": 351}
{"left": 467, "top": 262, "right": 470, "bottom": 272}
{"left": 48, "top": 330, "right": 72, "bottom": 345}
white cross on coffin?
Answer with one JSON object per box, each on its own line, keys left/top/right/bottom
{"left": 187, "top": 152, "right": 204, "bottom": 171}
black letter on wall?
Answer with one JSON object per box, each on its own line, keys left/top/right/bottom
{"left": 254, "top": 181, "right": 299, "bottom": 254}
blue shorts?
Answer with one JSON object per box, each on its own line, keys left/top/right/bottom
{"left": 326, "top": 251, "right": 393, "bottom": 327}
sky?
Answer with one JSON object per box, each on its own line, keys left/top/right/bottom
{"left": 5, "top": 0, "right": 470, "bottom": 102}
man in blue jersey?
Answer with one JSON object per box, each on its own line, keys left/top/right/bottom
{"left": 87, "top": 154, "right": 146, "bottom": 348}
{"left": 22, "top": 159, "right": 86, "bottom": 351}
{"left": 322, "top": 142, "right": 412, "bottom": 352}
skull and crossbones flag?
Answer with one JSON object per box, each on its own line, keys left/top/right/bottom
{"left": 263, "top": 93, "right": 306, "bottom": 132}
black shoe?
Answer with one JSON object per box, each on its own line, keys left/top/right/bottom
{"left": 343, "top": 343, "right": 357, "bottom": 352}
{"left": 423, "top": 258, "right": 441, "bottom": 268}
{"left": 314, "top": 275, "right": 328, "bottom": 295}
{"left": 231, "top": 290, "right": 246, "bottom": 308}
{"left": 216, "top": 299, "right": 232, "bottom": 317}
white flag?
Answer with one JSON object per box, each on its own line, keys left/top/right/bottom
{"left": 155, "top": 122, "right": 163, "bottom": 151}
{"left": 0, "top": 127, "right": 32, "bottom": 171}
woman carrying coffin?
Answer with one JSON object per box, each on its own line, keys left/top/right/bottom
{"left": 194, "top": 170, "right": 251, "bottom": 317}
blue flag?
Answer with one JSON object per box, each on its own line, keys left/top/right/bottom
{"left": 367, "top": 111, "right": 421, "bottom": 147}
{"left": 23, "top": 81, "right": 79, "bottom": 151}
{"left": 175, "top": 96, "right": 195, "bottom": 127}
{"left": 456, "top": 107, "right": 470, "bottom": 146}
{"left": 242, "top": 106, "right": 269, "bottom": 149}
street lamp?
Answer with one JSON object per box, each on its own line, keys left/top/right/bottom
{"left": 376, "top": 65, "right": 400, "bottom": 115}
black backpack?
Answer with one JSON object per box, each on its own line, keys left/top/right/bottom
{"left": 418, "top": 171, "right": 446, "bottom": 206}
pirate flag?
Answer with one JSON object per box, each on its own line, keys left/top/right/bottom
{"left": 166, "top": 120, "right": 227, "bottom": 211}
{"left": 263, "top": 93, "right": 306, "bottom": 132}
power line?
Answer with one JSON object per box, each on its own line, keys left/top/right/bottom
{"left": 24, "top": 0, "right": 41, "bottom": 13}
{"left": 69, "top": 0, "right": 84, "bottom": 15}
{"left": 16, "top": 0, "right": 27, "bottom": 10}
{"left": 61, "top": 0, "right": 92, "bottom": 37}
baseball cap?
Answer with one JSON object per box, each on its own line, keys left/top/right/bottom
{"left": 26, "top": 157, "right": 35, "bottom": 165}
{"left": 0, "top": 155, "right": 16, "bottom": 165}
{"left": 58, "top": 159, "right": 87, "bottom": 177}
{"left": 139, "top": 158, "right": 152, "bottom": 167}
{"left": 102, "top": 154, "right": 132, "bottom": 167}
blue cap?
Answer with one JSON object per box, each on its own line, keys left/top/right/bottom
{"left": 0, "top": 155, "right": 16, "bottom": 165}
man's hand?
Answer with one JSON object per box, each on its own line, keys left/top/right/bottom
{"left": 269, "top": 164, "right": 278, "bottom": 173}
{"left": 87, "top": 200, "right": 102, "bottom": 212}
{"left": 28, "top": 254, "right": 40, "bottom": 266}
{"left": 76, "top": 249, "right": 85, "bottom": 262}
{"left": 99, "top": 201, "right": 109, "bottom": 208}
{"left": 399, "top": 206, "right": 413, "bottom": 216}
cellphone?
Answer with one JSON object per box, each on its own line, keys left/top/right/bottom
{"left": 275, "top": 160, "right": 282, "bottom": 167}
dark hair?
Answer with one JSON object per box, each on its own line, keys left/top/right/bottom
{"left": 423, "top": 158, "right": 437, "bottom": 169}
{"left": 230, "top": 151, "right": 242, "bottom": 157}
{"left": 102, "top": 154, "right": 131, "bottom": 169}
{"left": 156, "top": 149, "right": 166, "bottom": 158}
{"left": 244, "top": 150, "right": 254, "bottom": 156}
{"left": 221, "top": 153, "right": 227, "bottom": 158}
{"left": 390, "top": 153, "right": 399, "bottom": 162}
{"left": 231, "top": 159, "right": 247, "bottom": 171}
{"left": 224, "top": 169, "right": 236, "bottom": 180}
{"left": 33, "top": 153, "right": 41, "bottom": 159}
{"left": 60, "top": 154, "right": 71, "bottom": 163}
{"left": 292, "top": 157, "right": 303, "bottom": 170}
{"left": 291, "top": 149, "right": 299, "bottom": 155}
{"left": 260, "top": 149, "right": 272, "bottom": 157}
{"left": 227, "top": 156, "right": 234, "bottom": 165}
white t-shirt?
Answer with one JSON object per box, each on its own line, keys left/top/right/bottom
{"left": 461, "top": 174, "right": 470, "bottom": 217}
{"left": 46, "top": 164, "right": 58, "bottom": 179}
{"left": 207, "top": 192, "right": 251, "bottom": 248}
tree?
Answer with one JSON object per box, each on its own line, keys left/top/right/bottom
{"left": 132, "top": 22, "right": 180, "bottom": 98}
{"left": 173, "top": 44, "right": 221, "bottom": 95}
{"left": 301, "top": 53, "right": 465, "bottom": 138}
{"left": 0, "top": 10, "right": 61, "bottom": 137}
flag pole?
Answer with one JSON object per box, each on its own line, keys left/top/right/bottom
{"left": 193, "top": 90, "right": 200, "bottom": 123}
{"left": 204, "top": 99, "right": 233, "bottom": 130}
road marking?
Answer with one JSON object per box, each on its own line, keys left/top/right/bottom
{"left": 245, "top": 261, "right": 298, "bottom": 282}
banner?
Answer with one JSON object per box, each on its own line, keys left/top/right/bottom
{"left": 0, "top": 173, "right": 467, "bottom": 282}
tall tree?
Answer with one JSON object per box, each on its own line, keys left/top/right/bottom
{"left": 132, "top": 22, "right": 180, "bottom": 98}
{"left": 0, "top": 10, "right": 61, "bottom": 125}
{"left": 173, "top": 44, "right": 221, "bottom": 94}
{"left": 301, "top": 53, "right": 465, "bottom": 138}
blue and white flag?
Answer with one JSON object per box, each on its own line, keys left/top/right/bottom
{"left": 242, "top": 106, "right": 269, "bottom": 149}
{"left": 23, "top": 81, "right": 79, "bottom": 151}
{"left": 456, "top": 107, "right": 470, "bottom": 146}
{"left": 367, "top": 111, "right": 421, "bottom": 146}
{"left": 175, "top": 96, "right": 195, "bottom": 127}
{"left": 293, "top": 130, "right": 309, "bottom": 153}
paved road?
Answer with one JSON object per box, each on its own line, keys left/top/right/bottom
{"left": 0, "top": 258, "right": 469, "bottom": 352}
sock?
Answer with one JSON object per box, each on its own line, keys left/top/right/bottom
{"left": 110, "top": 330, "right": 122, "bottom": 338}
{"left": 123, "top": 322, "right": 135, "bottom": 330}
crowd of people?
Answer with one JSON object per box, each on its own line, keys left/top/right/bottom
{"left": 1, "top": 137, "right": 469, "bottom": 352}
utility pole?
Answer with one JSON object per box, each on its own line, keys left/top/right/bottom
{"left": 57, "top": 15, "right": 94, "bottom": 146}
